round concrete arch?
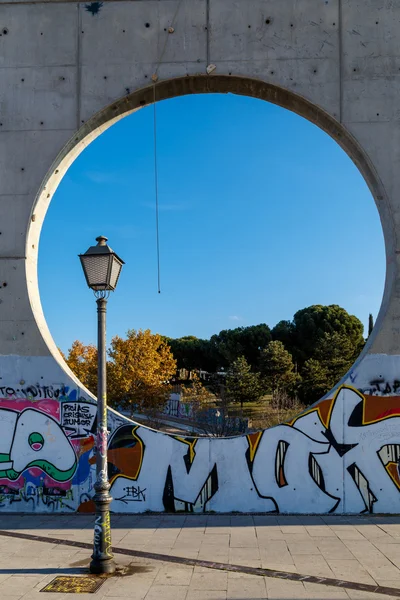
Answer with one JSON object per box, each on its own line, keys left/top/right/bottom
{"left": 28, "top": 74, "right": 392, "bottom": 391}
{"left": 2, "top": 0, "right": 400, "bottom": 515}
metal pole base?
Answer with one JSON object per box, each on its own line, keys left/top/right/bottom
{"left": 89, "top": 557, "right": 116, "bottom": 575}
{"left": 90, "top": 484, "right": 116, "bottom": 575}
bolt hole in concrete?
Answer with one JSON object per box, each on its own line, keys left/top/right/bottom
{"left": 38, "top": 92, "right": 385, "bottom": 391}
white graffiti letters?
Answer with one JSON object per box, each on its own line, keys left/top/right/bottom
{"left": 0, "top": 408, "right": 77, "bottom": 482}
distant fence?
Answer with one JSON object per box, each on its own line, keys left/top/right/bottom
{"left": 197, "top": 409, "right": 249, "bottom": 435}
{"left": 163, "top": 396, "right": 249, "bottom": 434}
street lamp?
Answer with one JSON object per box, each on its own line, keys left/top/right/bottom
{"left": 79, "top": 235, "right": 124, "bottom": 575}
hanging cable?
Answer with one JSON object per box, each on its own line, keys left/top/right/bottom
{"left": 153, "top": 84, "right": 161, "bottom": 294}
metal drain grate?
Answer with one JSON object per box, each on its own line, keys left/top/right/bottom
{"left": 41, "top": 575, "right": 105, "bottom": 593}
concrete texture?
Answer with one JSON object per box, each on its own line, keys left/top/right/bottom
{"left": 0, "top": 514, "right": 400, "bottom": 599}
{"left": 0, "top": 0, "right": 396, "bottom": 360}
{"left": 1, "top": 0, "right": 400, "bottom": 514}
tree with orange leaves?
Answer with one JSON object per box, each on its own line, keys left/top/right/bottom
{"left": 107, "top": 329, "right": 177, "bottom": 417}
{"left": 63, "top": 340, "right": 98, "bottom": 395}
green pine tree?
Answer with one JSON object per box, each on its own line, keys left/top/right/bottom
{"left": 299, "top": 331, "right": 358, "bottom": 404}
{"left": 259, "top": 341, "right": 299, "bottom": 396}
{"left": 225, "top": 356, "right": 262, "bottom": 411}
{"left": 299, "top": 358, "right": 330, "bottom": 404}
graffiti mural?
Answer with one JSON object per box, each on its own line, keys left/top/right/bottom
{"left": 0, "top": 386, "right": 97, "bottom": 512}
{"left": 1, "top": 358, "right": 400, "bottom": 514}
{"left": 105, "top": 384, "right": 400, "bottom": 514}
{"left": 163, "top": 398, "right": 195, "bottom": 419}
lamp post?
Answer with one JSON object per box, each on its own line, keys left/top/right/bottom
{"left": 79, "top": 235, "right": 124, "bottom": 575}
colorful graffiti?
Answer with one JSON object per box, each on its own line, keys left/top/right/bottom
{"left": 0, "top": 391, "right": 97, "bottom": 512}
{"left": 103, "top": 385, "right": 400, "bottom": 514}
{"left": 163, "top": 397, "right": 195, "bottom": 419}
{"left": 0, "top": 373, "right": 400, "bottom": 514}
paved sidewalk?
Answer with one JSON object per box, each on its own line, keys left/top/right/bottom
{"left": 1, "top": 514, "right": 400, "bottom": 599}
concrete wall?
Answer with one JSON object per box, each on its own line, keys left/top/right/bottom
{"left": 1, "top": 0, "right": 400, "bottom": 513}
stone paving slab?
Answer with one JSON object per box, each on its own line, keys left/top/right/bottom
{"left": 1, "top": 515, "right": 400, "bottom": 598}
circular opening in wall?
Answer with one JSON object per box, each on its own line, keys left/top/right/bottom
{"left": 34, "top": 77, "right": 384, "bottom": 419}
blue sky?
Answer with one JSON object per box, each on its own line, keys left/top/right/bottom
{"left": 38, "top": 93, "right": 385, "bottom": 353}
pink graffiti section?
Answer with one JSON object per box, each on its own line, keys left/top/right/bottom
{"left": 0, "top": 399, "right": 59, "bottom": 419}
{"left": 0, "top": 395, "right": 96, "bottom": 512}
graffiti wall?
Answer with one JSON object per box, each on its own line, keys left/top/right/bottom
{"left": 1, "top": 355, "right": 400, "bottom": 514}
{"left": 163, "top": 396, "right": 195, "bottom": 419}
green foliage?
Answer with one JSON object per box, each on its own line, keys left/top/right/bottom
{"left": 298, "top": 331, "right": 359, "bottom": 404}
{"left": 225, "top": 356, "right": 262, "bottom": 409}
{"left": 259, "top": 341, "right": 299, "bottom": 395}
{"left": 166, "top": 336, "right": 218, "bottom": 372}
{"left": 271, "top": 306, "right": 365, "bottom": 406}
{"left": 299, "top": 358, "right": 330, "bottom": 405}
{"left": 294, "top": 304, "right": 364, "bottom": 362}
{"left": 66, "top": 303, "right": 366, "bottom": 417}
{"left": 315, "top": 331, "right": 357, "bottom": 381}
{"left": 273, "top": 305, "right": 364, "bottom": 366}
{"left": 271, "top": 320, "right": 295, "bottom": 356}
{"left": 210, "top": 324, "right": 272, "bottom": 368}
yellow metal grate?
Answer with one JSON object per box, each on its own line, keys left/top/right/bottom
{"left": 41, "top": 575, "right": 105, "bottom": 593}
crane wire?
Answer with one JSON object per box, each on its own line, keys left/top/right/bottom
{"left": 153, "top": 85, "right": 161, "bottom": 294}
{"left": 152, "top": 0, "right": 185, "bottom": 294}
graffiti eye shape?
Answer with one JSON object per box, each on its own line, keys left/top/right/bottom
{"left": 275, "top": 440, "right": 289, "bottom": 488}
{"left": 28, "top": 432, "right": 44, "bottom": 451}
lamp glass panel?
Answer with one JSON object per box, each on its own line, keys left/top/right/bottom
{"left": 81, "top": 254, "right": 111, "bottom": 290}
{"left": 109, "top": 257, "right": 123, "bottom": 290}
